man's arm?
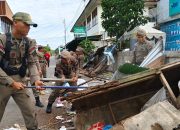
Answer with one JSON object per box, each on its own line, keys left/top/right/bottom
{"left": 27, "top": 39, "right": 40, "bottom": 85}
{"left": 146, "top": 41, "right": 153, "bottom": 53}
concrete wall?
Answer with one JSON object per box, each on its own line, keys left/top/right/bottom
{"left": 92, "top": 41, "right": 108, "bottom": 49}
{"left": 110, "top": 51, "right": 134, "bottom": 72}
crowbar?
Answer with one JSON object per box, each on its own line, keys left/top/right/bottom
{"left": 26, "top": 86, "right": 88, "bottom": 89}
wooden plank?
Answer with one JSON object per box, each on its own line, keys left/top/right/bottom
{"left": 159, "top": 72, "right": 177, "bottom": 106}
{"left": 67, "top": 69, "right": 158, "bottom": 100}
{"left": 108, "top": 104, "right": 117, "bottom": 124}
{"left": 70, "top": 75, "right": 155, "bottom": 102}
{"left": 118, "top": 69, "right": 157, "bottom": 84}
{"left": 67, "top": 71, "right": 158, "bottom": 101}
{"left": 160, "top": 61, "right": 180, "bottom": 71}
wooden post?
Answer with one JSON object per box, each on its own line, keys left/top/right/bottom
{"left": 159, "top": 72, "right": 177, "bottom": 106}
{"left": 108, "top": 103, "right": 117, "bottom": 124}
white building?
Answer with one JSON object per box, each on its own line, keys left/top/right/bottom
{"left": 71, "top": 0, "right": 159, "bottom": 39}
{"left": 71, "top": 0, "right": 103, "bottom": 38}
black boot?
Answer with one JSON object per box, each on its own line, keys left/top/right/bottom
{"left": 46, "top": 103, "right": 52, "bottom": 113}
{"left": 35, "top": 96, "right": 44, "bottom": 107}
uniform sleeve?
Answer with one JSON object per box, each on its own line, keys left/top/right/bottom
{"left": 55, "top": 59, "right": 64, "bottom": 77}
{"left": 73, "top": 59, "right": 79, "bottom": 76}
{"left": 0, "top": 34, "right": 14, "bottom": 86}
{"left": 146, "top": 41, "right": 153, "bottom": 53}
{"left": 33, "top": 54, "right": 41, "bottom": 71}
{"left": 27, "top": 39, "right": 40, "bottom": 84}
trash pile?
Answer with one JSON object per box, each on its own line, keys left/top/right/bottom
{"left": 83, "top": 44, "right": 117, "bottom": 77}
{"left": 65, "top": 61, "right": 180, "bottom": 130}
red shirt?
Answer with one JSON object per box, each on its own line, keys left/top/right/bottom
{"left": 44, "top": 52, "right": 50, "bottom": 60}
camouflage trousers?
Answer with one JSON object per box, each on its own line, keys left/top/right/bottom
{"left": 32, "top": 88, "right": 40, "bottom": 97}
{"left": 40, "top": 63, "right": 47, "bottom": 78}
{"left": 48, "top": 80, "right": 77, "bottom": 104}
{"left": 0, "top": 85, "right": 38, "bottom": 130}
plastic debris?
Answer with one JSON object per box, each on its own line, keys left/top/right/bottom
{"left": 59, "top": 125, "right": 67, "bottom": 130}
{"left": 62, "top": 119, "right": 73, "bottom": 124}
{"left": 55, "top": 116, "right": 64, "bottom": 120}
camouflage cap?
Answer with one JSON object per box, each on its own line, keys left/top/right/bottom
{"left": 12, "top": 12, "right": 37, "bottom": 27}
{"left": 136, "top": 28, "right": 146, "bottom": 36}
{"left": 60, "top": 50, "right": 72, "bottom": 59}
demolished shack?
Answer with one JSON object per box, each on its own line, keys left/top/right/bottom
{"left": 66, "top": 62, "right": 180, "bottom": 130}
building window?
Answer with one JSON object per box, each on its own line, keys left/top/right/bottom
{"left": 86, "top": 15, "right": 91, "bottom": 31}
{"left": 1, "top": 18, "right": 11, "bottom": 33}
{"left": 92, "top": 8, "right": 98, "bottom": 27}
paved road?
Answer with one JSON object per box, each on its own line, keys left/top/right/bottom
{"left": 0, "top": 55, "right": 104, "bottom": 129}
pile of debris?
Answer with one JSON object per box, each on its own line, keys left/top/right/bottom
{"left": 66, "top": 61, "right": 180, "bottom": 130}
{"left": 83, "top": 44, "right": 117, "bottom": 77}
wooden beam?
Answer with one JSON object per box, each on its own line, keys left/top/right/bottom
{"left": 160, "top": 61, "right": 180, "bottom": 71}
{"left": 159, "top": 72, "right": 177, "bottom": 106}
{"left": 118, "top": 69, "right": 157, "bottom": 84}
{"left": 70, "top": 75, "right": 155, "bottom": 102}
{"left": 108, "top": 104, "right": 117, "bottom": 124}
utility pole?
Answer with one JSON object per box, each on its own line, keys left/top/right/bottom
{"left": 83, "top": 0, "right": 87, "bottom": 40}
{"left": 63, "top": 19, "right": 67, "bottom": 49}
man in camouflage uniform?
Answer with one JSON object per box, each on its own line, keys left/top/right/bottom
{"left": 30, "top": 43, "right": 45, "bottom": 108}
{"left": 46, "top": 50, "right": 78, "bottom": 113}
{"left": 133, "top": 29, "right": 153, "bottom": 65}
{"left": 0, "top": 12, "right": 43, "bottom": 130}
{"left": 75, "top": 46, "right": 85, "bottom": 69}
{"left": 37, "top": 46, "right": 47, "bottom": 78}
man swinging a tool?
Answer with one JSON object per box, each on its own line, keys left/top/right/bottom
{"left": 0, "top": 12, "right": 43, "bottom": 130}
{"left": 46, "top": 50, "right": 78, "bottom": 113}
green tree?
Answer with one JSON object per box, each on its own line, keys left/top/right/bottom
{"left": 44, "top": 44, "right": 51, "bottom": 52}
{"left": 79, "top": 39, "right": 95, "bottom": 54}
{"left": 101, "top": 0, "right": 149, "bottom": 40}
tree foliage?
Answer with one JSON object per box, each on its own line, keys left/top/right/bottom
{"left": 44, "top": 44, "right": 51, "bottom": 52}
{"left": 79, "top": 39, "right": 95, "bottom": 54}
{"left": 101, "top": 0, "right": 149, "bottom": 39}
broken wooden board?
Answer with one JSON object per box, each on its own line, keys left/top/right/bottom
{"left": 67, "top": 68, "right": 160, "bottom": 110}
{"left": 68, "top": 61, "right": 180, "bottom": 129}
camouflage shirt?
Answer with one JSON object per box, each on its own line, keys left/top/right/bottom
{"left": 133, "top": 41, "right": 152, "bottom": 65}
{"left": 55, "top": 57, "right": 78, "bottom": 78}
{"left": 0, "top": 34, "right": 40, "bottom": 86}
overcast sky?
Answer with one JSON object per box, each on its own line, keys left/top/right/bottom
{"left": 6, "top": 0, "right": 88, "bottom": 49}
